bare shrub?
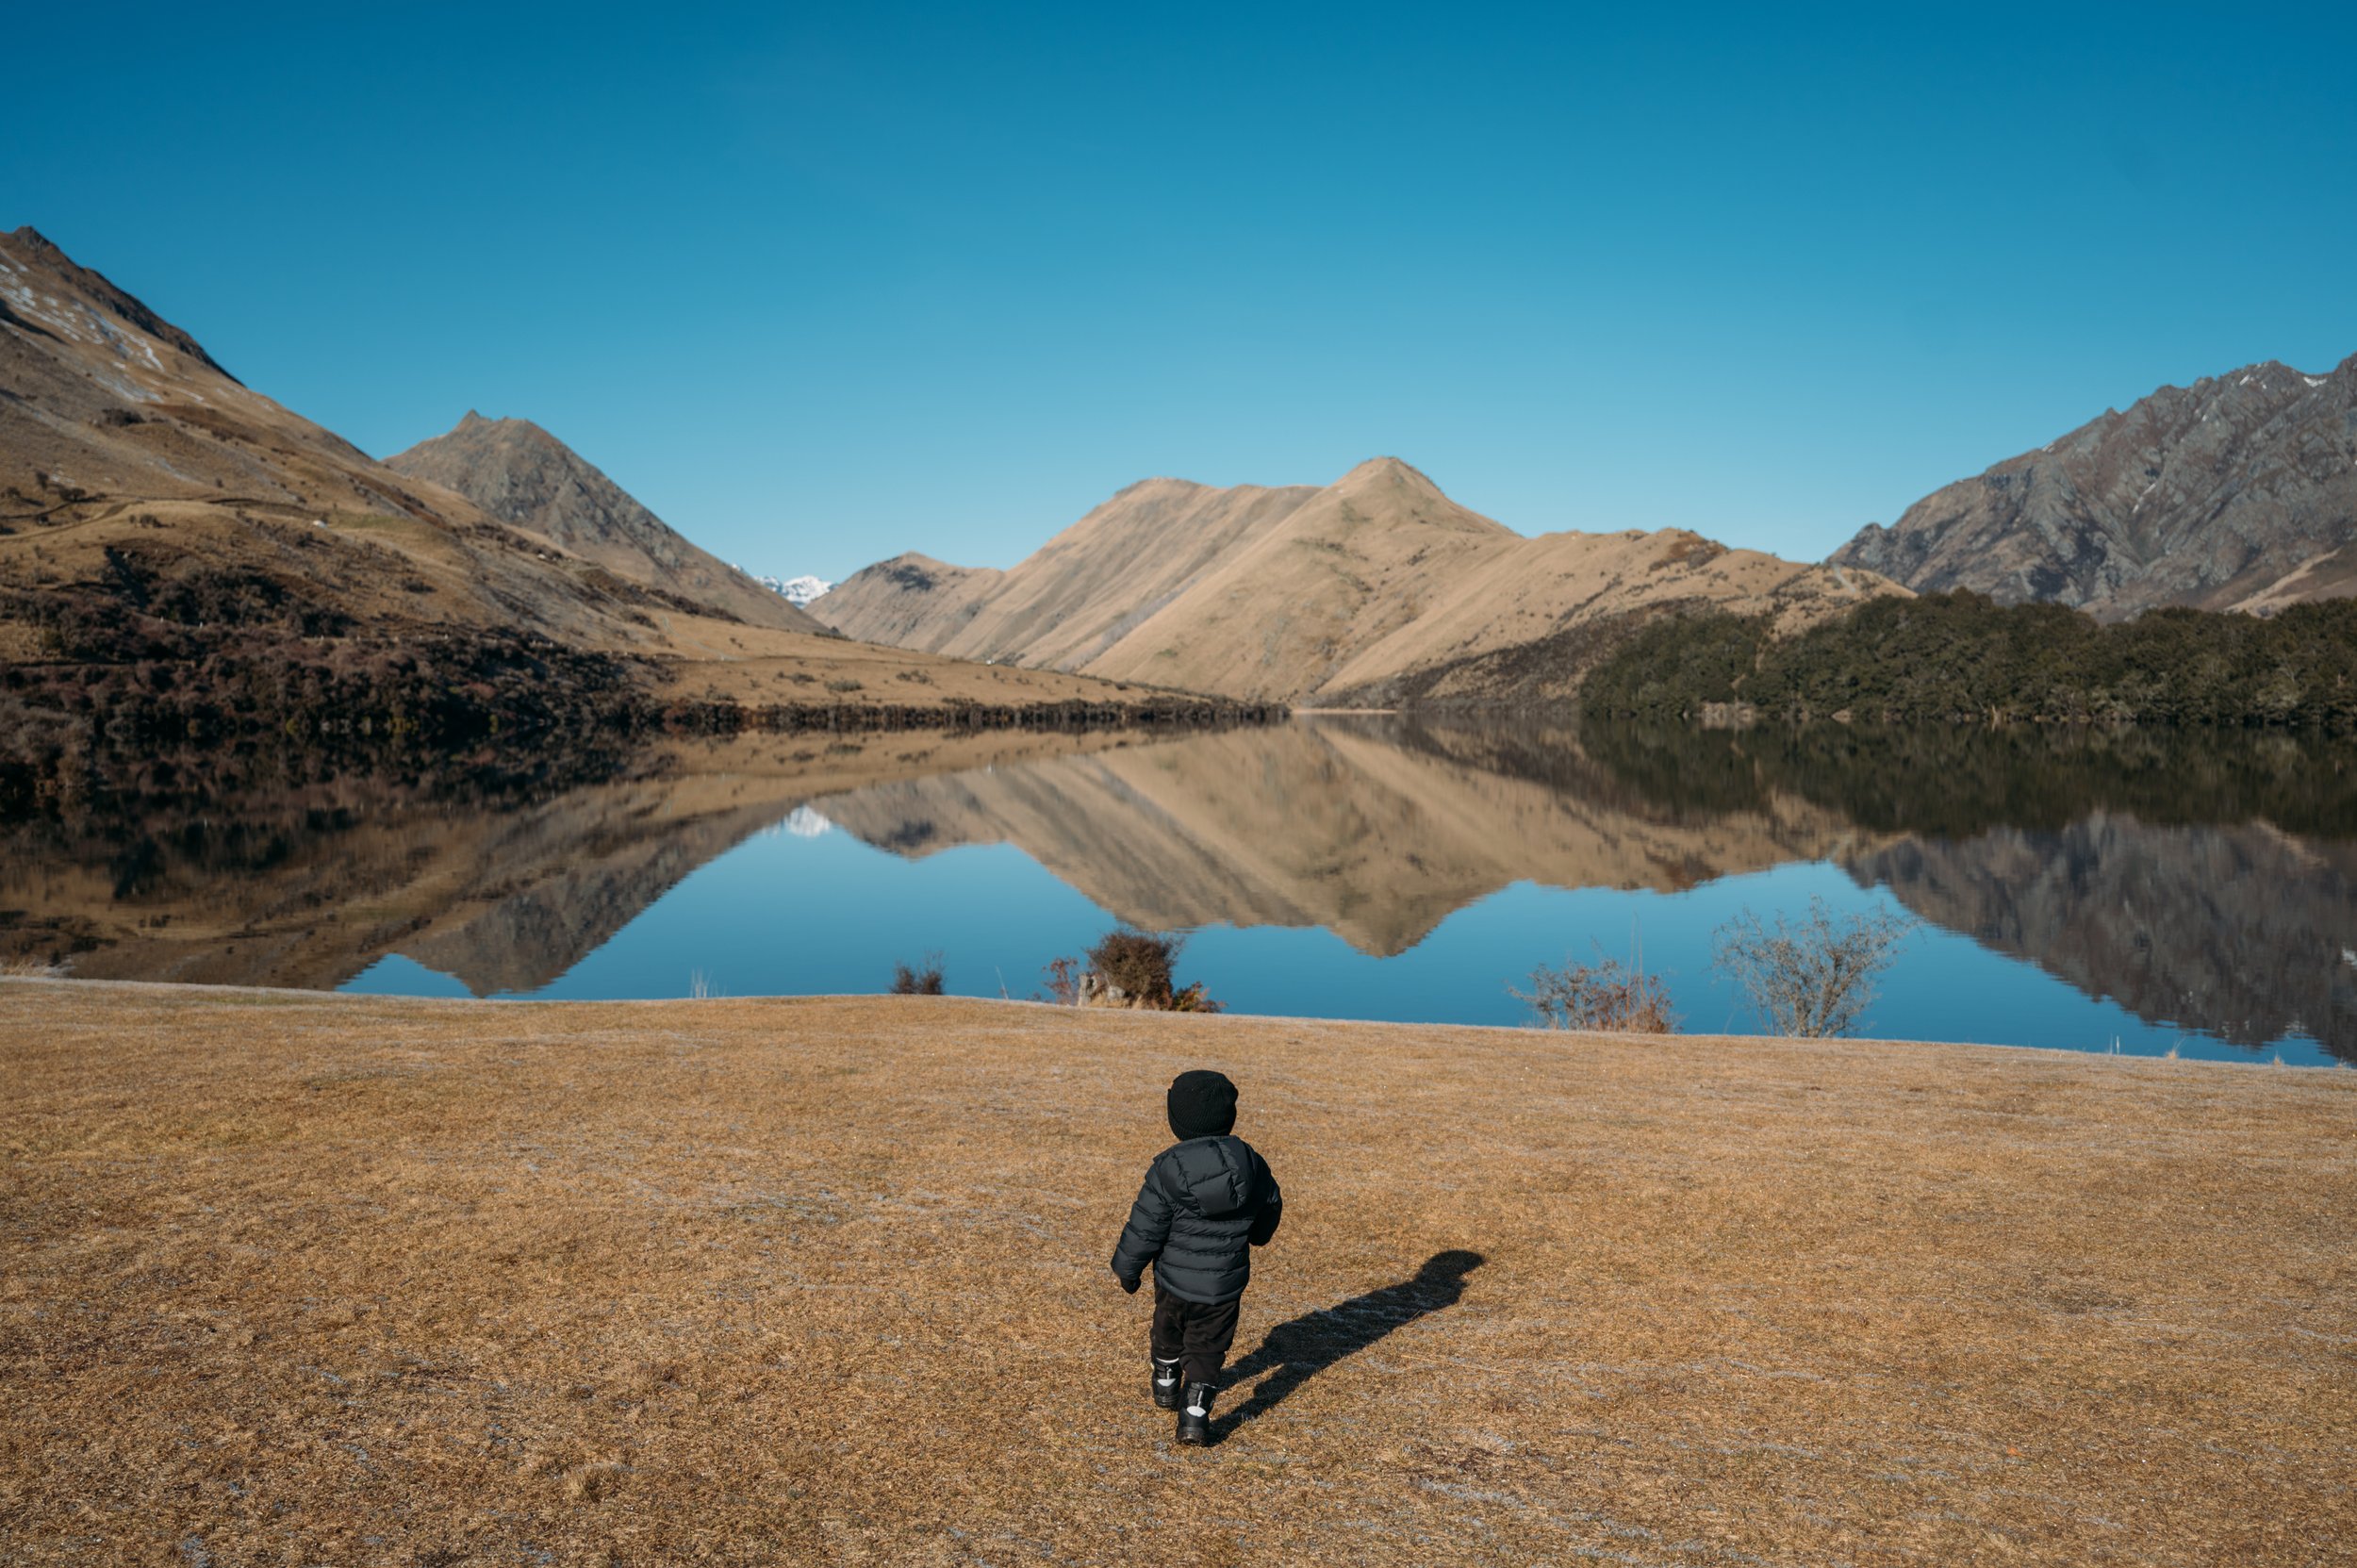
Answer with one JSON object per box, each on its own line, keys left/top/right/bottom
{"left": 1038, "top": 930, "right": 1221, "bottom": 1012}
{"left": 1089, "top": 928, "right": 1181, "bottom": 1006}
{"left": 891, "top": 951, "right": 946, "bottom": 996}
{"left": 0, "top": 956, "right": 71, "bottom": 980}
{"left": 1512, "top": 947, "right": 1678, "bottom": 1032}
{"left": 1158, "top": 977, "right": 1222, "bottom": 1013}
{"left": 1039, "top": 955, "right": 1083, "bottom": 1005}
{"left": 1712, "top": 897, "right": 1914, "bottom": 1038}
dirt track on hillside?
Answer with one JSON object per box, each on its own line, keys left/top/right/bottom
{"left": 1, "top": 984, "right": 2349, "bottom": 1565}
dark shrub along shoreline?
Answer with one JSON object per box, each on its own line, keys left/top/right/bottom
{"left": 1581, "top": 593, "right": 2357, "bottom": 730}
{"left": 0, "top": 634, "right": 1286, "bottom": 817}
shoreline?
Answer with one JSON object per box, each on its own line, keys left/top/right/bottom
{"left": 5, "top": 973, "right": 2343, "bottom": 1071}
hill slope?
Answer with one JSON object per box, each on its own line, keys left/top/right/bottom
{"left": 820, "top": 457, "right": 1894, "bottom": 704}
{"left": 385, "top": 412, "right": 821, "bottom": 634}
{"left": 0, "top": 225, "right": 1201, "bottom": 782}
{"left": 1833, "top": 355, "right": 2357, "bottom": 617}
{"left": 816, "top": 552, "right": 1007, "bottom": 652}
{"left": 816, "top": 475, "right": 1325, "bottom": 668}
{"left": 0, "top": 224, "right": 758, "bottom": 656}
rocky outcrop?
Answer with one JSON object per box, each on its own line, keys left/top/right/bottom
{"left": 1833, "top": 356, "right": 2357, "bottom": 617}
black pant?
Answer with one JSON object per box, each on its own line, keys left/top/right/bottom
{"left": 1150, "top": 1280, "right": 1241, "bottom": 1387}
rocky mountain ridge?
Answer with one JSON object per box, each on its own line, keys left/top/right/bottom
{"left": 1833, "top": 355, "right": 2357, "bottom": 617}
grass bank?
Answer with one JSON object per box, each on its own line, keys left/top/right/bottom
{"left": 1, "top": 984, "right": 2349, "bottom": 1565}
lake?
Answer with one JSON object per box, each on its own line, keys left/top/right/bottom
{"left": 7, "top": 717, "right": 2351, "bottom": 1067}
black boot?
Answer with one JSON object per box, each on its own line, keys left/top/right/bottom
{"left": 1150, "top": 1357, "right": 1182, "bottom": 1410}
{"left": 1177, "top": 1381, "right": 1215, "bottom": 1445}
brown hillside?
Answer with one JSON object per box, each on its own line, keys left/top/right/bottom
{"left": 813, "top": 552, "right": 1006, "bottom": 652}
{"left": 1080, "top": 457, "right": 1516, "bottom": 701}
{"left": 0, "top": 226, "right": 735, "bottom": 654}
{"left": 820, "top": 477, "right": 1323, "bottom": 668}
{"left": 384, "top": 412, "right": 821, "bottom": 635}
{"left": 0, "top": 226, "right": 1187, "bottom": 732}
{"left": 821, "top": 456, "right": 1897, "bottom": 704}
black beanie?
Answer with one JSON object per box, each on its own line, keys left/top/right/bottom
{"left": 1167, "top": 1069, "right": 1238, "bottom": 1140}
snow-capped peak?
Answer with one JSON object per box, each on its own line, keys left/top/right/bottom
{"left": 738, "top": 569, "right": 833, "bottom": 606}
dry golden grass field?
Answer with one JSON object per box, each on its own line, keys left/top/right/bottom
{"left": 1, "top": 982, "right": 2351, "bottom": 1566}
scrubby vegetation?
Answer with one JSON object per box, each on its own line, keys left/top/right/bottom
{"left": 1041, "top": 928, "right": 1222, "bottom": 1012}
{"left": 1511, "top": 947, "right": 1677, "bottom": 1032}
{"left": 1581, "top": 593, "right": 2357, "bottom": 729}
{"left": 0, "top": 629, "right": 661, "bottom": 817}
{"left": 1511, "top": 904, "right": 1910, "bottom": 1039}
{"left": 890, "top": 952, "right": 947, "bottom": 996}
{"left": 1713, "top": 898, "right": 1915, "bottom": 1038}
{"left": 1578, "top": 713, "right": 2357, "bottom": 840}
{"left": 0, "top": 552, "right": 1288, "bottom": 817}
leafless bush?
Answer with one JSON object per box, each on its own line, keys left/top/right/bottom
{"left": 891, "top": 951, "right": 946, "bottom": 996}
{"left": 1712, "top": 897, "right": 1915, "bottom": 1037}
{"left": 1037, "top": 930, "right": 1221, "bottom": 1012}
{"left": 1512, "top": 947, "right": 1678, "bottom": 1032}
{"left": 1089, "top": 928, "right": 1181, "bottom": 1006}
{"left": 0, "top": 956, "right": 71, "bottom": 980}
{"left": 1039, "top": 955, "right": 1083, "bottom": 1005}
{"left": 1162, "top": 980, "right": 1222, "bottom": 1014}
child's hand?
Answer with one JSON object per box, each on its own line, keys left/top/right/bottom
{"left": 1107, "top": 1272, "right": 1137, "bottom": 1297}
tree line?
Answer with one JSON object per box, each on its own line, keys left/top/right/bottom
{"left": 1581, "top": 592, "right": 2357, "bottom": 731}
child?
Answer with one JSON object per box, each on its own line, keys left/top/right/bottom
{"left": 1109, "top": 1068, "right": 1283, "bottom": 1445}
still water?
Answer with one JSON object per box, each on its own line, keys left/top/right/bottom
{"left": 8, "top": 718, "right": 2351, "bottom": 1067}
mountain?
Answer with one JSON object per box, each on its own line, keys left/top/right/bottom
{"left": 384, "top": 412, "right": 820, "bottom": 634}
{"left": 1833, "top": 356, "right": 2357, "bottom": 618}
{"left": 753, "top": 572, "right": 832, "bottom": 607}
{"left": 820, "top": 552, "right": 1007, "bottom": 651}
{"left": 0, "top": 225, "right": 1187, "bottom": 785}
{"left": 819, "top": 476, "right": 1323, "bottom": 670}
{"left": 817, "top": 457, "right": 1895, "bottom": 704}
{"left": 0, "top": 224, "right": 766, "bottom": 657}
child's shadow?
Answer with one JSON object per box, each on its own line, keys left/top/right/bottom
{"left": 1215, "top": 1249, "right": 1485, "bottom": 1440}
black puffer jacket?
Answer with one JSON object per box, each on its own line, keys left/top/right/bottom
{"left": 1110, "top": 1135, "right": 1282, "bottom": 1304}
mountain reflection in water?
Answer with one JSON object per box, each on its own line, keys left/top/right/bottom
{"left": 4, "top": 718, "right": 2350, "bottom": 1065}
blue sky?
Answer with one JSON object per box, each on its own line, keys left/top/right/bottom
{"left": 7, "top": 3, "right": 2351, "bottom": 581}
